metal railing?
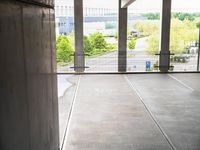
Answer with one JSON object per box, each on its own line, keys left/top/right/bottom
{"left": 57, "top": 49, "right": 200, "bottom": 73}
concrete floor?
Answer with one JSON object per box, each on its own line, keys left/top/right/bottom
{"left": 61, "top": 74, "right": 200, "bottom": 150}
{"left": 58, "top": 75, "right": 79, "bottom": 146}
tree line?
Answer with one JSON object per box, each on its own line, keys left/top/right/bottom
{"left": 143, "top": 12, "right": 200, "bottom": 21}
{"left": 134, "top": 17, "right": 199, "bottom": 55}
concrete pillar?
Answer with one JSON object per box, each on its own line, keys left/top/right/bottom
{"left": 197, "top": 27, "right": 200, "bottom": 71}
{"left": 74, "top": 0, "right": 85, "bottom": 72}
{"left": 0, "top": 1, "right": 59, "bottom": 150}
{"left": 118, "top": 0, "right": 128, "bottom": 72}
{"left": 159, "top": 0, "right": 172, "bottom": 72}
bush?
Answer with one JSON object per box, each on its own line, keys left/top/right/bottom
{"left": 56, "top": 35, "right": 74, "bottom": 63}
{"left": 89, "top": 32, "right": 108, "bottom": 50}
{"left": 84, "top": 32, "right": 116, "bottom": 56}
{"left": 128, "top": 38, "right": 136, "bottom": 49}
{"left": 107, "top": 43, "right": 117, "bottom": 50}
{"left": 57, "top": 32, "right": 117, "bottom": 63}
{"left": 83, "top": 36, "right": 93, "bottom": 56}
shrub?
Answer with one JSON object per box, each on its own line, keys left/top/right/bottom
{"left": 83, "top": 36, "right": 93, "bottom": 56}
{"left": 89, "top": 32, "right": 107, "bottom": 50}
{"left": 56, "top": 35, "right": 74, "bottom": 63}
{"left": 128, "top": 38, "right": 136, "bottom": 49}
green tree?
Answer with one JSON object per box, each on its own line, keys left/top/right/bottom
{"left": 134, "top": 19, "right": 198, "bottom": 55}
{"left": 172, "top": 12, "right": 196, "bottom": 21}
{"left": 134, "top": 21, "right": 160, "bottom": 54}
{"left": 89, "top": 32, "right": 107, "bottom": 50}
{"left": 56, "top": 35, "right": 74, "bottom": 63}
{"left": 83, "top": 32, "right": 117, "bottom": 56}
{"left": 143, "top": 13, "right": 160, "bottom": 20}
{"left": 170, "top": 19, "right": 198, "bottom": 54}
{"left": 134, "top": 21, "right": 159, "bottom": 36}
{"left": 147, "top": 32, "right": 160, "bottom": 55}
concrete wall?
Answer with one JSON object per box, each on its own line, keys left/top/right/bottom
{"left": 0, "top": 0, "right": 59, "bottom": 150}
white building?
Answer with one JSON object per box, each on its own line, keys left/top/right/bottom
{"left": 55, "top": 0, "right": 117, "bottom": 17}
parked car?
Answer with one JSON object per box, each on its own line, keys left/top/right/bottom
{"left": 130, "top": 30, "right": 140, "bottom": 37}
{"left": 171, "top": 54, "right": 190, "bottom": 63}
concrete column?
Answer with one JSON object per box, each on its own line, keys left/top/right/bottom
{"left": 0, "top": 1, "right": 59, "bottom": 150}
{"left": 74, "top": 0, "right": 85, "bottom": 72}
{"left": 118, "top": 0, "right": 128, "bottom": 72}
{"left": 197, "top": 27, "right": 200, "bottom": 71}
{"left": 159, "top": 0, "right": 172, "bottom": 72}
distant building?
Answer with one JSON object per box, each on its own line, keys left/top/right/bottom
{"left": 55, "top": 0, "right": 117, "bottom": 35}
{"left": 55, "top": 17, "right": 74, "bottom": 36}
{"left": 54, "top": 1, "right": 145, "bottom": 36}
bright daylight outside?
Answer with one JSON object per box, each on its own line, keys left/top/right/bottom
{"left": 55, "top": 0, "right": 200, "bottom": 146}
{"left": 55, "top": 0, "right": 200, "bottom": 73}
{"left": 2, "top": 0, "right": 200, "bottom": 150}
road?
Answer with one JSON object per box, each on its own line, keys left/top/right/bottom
{"left": 84, "top": 37, "right": 157, "bottom": 72}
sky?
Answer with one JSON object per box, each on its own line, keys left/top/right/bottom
{"left": 83, "top": 0, "right": 200, "bottom": 12}
{"left": 56, "top": 0, "right": 200, "bottom": 13}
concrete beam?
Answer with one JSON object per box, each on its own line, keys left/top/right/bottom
{"left": 159, "top": 0, "right": 172, "bottom": 72}
{"left": 121, "top": 0, "right": 136, "bottom": 8}
{"left": 74, "top": 0, "right": 85, "bottom": 72}
{"left": 118, "top": 0, "right": 128, "bottom": 72}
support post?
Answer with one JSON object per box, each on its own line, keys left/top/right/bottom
{"left": 197, "top": 27, "right": 200, "bottom": 71}
{"left": 74, "top": 0, "right": 85, "bottom": 72}
{"left": 159, "top": 0, "right": 172, "bottom": 72}
{"left": 118, "top": 0, "right": 128, "bottom": 72}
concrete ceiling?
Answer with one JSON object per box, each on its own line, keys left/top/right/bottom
{"left": 121, "top": 0, "right": 136, "bottom": 8}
